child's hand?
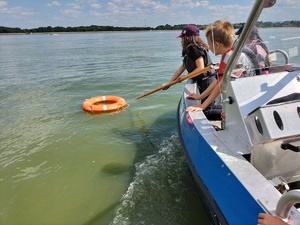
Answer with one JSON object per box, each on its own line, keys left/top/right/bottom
{"left": 258, "top": 213, "right": 288, "bottom": 225}
{"left": 176, "top": 77, "right": 182, "bottom": 83}
{"left": 161, "top": 83, "right": 169, "bottom": 90}
{"left": 221, "top": 112, "right": 226, "bottom": 120}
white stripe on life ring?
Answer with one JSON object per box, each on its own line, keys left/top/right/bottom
{"left": 103, "top": 105, "right": 107, "bottom": 112}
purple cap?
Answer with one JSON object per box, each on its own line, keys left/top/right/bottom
{"left": 177, "top": 25, "right": 199, "bottom": 38}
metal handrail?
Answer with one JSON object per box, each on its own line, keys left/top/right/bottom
{"left": 221, "top": 0, "right": 277, "bottom": 129}
{"left": 276, "top": 189, "right": 300, "bottom": 219}
{"left": 269, "top": 49, "right": 290, "bottom": 65}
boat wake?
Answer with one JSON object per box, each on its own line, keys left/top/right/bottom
{"left": 110, "top": 133, "right": 207, "bottom": 225}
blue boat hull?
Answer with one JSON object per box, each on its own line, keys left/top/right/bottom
{"left": 177, "top": 97, "right": 264, "bottom": 225}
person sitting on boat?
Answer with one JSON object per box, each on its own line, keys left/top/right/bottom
{"left": 236, "top": 25, "right": 271, "bottom": 74}
{"left": 162, "top": 24, "right": 221, "bottom": 120}
{"left": 258, "top": 213, "right": 289, "bottom": 225}
{"left": 186, "top": 20, "right": 258, "bottom": 114}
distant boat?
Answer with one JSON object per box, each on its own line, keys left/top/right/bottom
{"left": 177, "top": 0, "right": 300, "bottom": 224}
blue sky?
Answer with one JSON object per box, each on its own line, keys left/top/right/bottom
{"left": 1, "top": 0, "right": 300, "bottom": 29}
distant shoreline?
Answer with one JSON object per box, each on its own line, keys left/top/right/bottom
{"left": 0, "top": 30, "right": 169, "bottom": 35}
{"left": 1, "top": 27, "right": 299, "bottom": 36}
{"left": 1, "top": 21, "right": 299, "bottom": 34}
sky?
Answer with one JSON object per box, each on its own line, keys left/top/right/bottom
{"left": 1, "top": 0, "right": 300, "bottom": 29}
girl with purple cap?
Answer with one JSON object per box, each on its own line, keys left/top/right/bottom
{"left": 163, "top": 24, "right": 221, "bottom": 120}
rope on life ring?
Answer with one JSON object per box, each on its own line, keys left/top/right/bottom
{"left": 82, "top": 96, "right": 126, "bottom": 113}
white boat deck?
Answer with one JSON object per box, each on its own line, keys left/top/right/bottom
{"left": 184, "top": 80, "right": 300, "bottom": 224}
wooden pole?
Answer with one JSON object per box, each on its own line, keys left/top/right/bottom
{"left": 135, "top": 65, "right": 213, "bottom": 100}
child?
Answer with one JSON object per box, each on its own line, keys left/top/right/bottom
{"left": 186, "top": 20, "right": 257, "bottom": 114}
{"left": 236, "top": 25, "right": 271, "bottom": 74}
{"left": 163, "top": 24, "right": 219, "bottom": 120}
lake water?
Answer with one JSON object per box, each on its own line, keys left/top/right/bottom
{"left": 0, "top": 28, "right": 299, "bottom": 225}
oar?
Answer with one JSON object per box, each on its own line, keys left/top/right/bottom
{"left": 135, "top": 65, "right": 213, "bottom": 100}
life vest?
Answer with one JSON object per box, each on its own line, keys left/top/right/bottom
{"left": 241, "top": 45, "right": 262, "bottom": 75}
{"left": 183, "top": 45, "right": 215, "bottom": 82}
{"left": 217, "top": 46, "right": 261, "bottom": 82}
{"left": 249, "top": 41, "right": 270, "bottom": 74}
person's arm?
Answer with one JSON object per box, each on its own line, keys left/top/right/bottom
{"left": 192, "top": 56, "right": 205, "bottom": 75}
{"left": 185, "top": 56, "right": 214, "bottom": 100}
{"left": 258, "top": 213, "right": 289, "bottom": 225}
{"left": 162, "top": 64, "right": 185, "bottom": 90}
{"left": 186, "top": 79, "right": 218, "bottom": 100}
{"left": 186, "top": 81, "right": 222, "bottom": 112}
{"left": 170, "top": 64, "right": 185, "bottom": 82}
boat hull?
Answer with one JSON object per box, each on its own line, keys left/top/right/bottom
{"left": 177, "top": 96, "right": 264, "bottom": 225}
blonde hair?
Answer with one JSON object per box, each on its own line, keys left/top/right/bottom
{"left": 205, "top": 20, "right": 235, "bottom": 48}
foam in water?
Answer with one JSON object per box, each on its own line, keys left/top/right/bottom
{"left": 110, "top": 133, "right": 193, "bottom": 225}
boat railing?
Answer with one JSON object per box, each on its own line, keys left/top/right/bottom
{"left": 276, "top": 189, "right": 300, "bottom": 220}
{"left": 269, "top": 49, "right": 290, "bottom": 65}
{"left": 222, "top": 0, "right": 276, "bottom": 88}
{"left": 221, "top": 0, "right": 277, "bottom": 129}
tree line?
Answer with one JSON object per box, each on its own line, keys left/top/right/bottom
{"left": 1, "top": 20, "right": 300, "bottom": 34}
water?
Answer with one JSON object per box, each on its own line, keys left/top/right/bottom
{"left": 1, "top": 28, "right": 299, "bottom": 225}
{"left": 0, "top": 31, "right": 212, "bottom": 225}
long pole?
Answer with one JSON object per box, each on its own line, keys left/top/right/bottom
{"left": 135, "top": 65, "right": 213, "bottom": 100}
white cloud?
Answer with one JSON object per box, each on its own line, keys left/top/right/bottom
{"left": 1, "top": 0, "right": 300, "bottom": 29}
{"left": 0, "top": 0, "right": 7, "bottom": 8}
{"left": 0, "top": 6, "right": 36, "bottom": 17}
{"left": 107, "top": 0, "right": 168, "bottom": 15}
{"left": 46, "top": 1, "right": 61, "bottom": 7}
{"left": 90, "top": 3, "right": 101, "bottom": 9}
{"left": 89, "top": 10, "right": 101, "bottom": 16}
{"left": 60, "top": 9, "right": 82, "bottom": 17}
{"left": 67, "top": 3, "right": 82, "bottom": 10}
{"left": 171, "top": 0, "right": 209, "bottom": 9}
{"left": 76, "top": 0, "right": 98, "bottom": 3}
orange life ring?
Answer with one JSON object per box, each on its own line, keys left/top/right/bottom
{"left": 82, "top": 96, "right": 126, "bottom": 113}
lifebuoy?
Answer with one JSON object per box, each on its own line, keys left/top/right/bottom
{"left": 82, "top": 96, "right": 126, "bottom": 113}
